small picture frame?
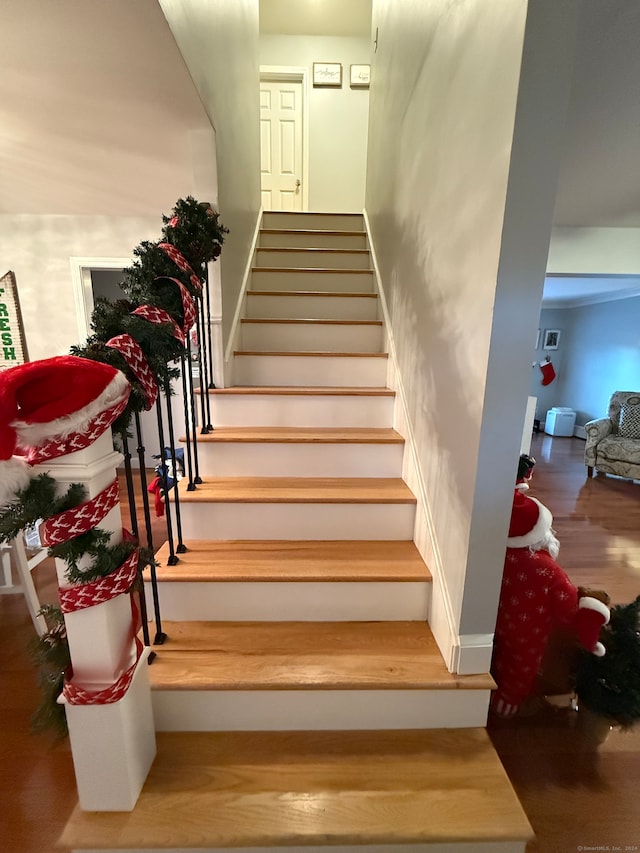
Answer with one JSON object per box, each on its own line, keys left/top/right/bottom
{"left": 350, "top": 64, "right": 371, "bottom": 88}
{"left": 313, "top": 63, "right": 342, "bottom": 88}
{"left": 543, "top": 329, "right": 561, "bottom": 350}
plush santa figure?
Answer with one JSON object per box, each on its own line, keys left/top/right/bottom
{"left": 0, "top": 355, "right": 130, "bottom": 506}
{"left": 491, "top": 487, "right": 610, "bottom": 717}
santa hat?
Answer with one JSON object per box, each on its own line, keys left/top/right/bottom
{"left": 576, "top": 596, "right": 610, "bottom": 657}
{"left": 0, "top": 356, "right": 130, "bottom": 506}
{"left": 507, "top": 489, "right": 553, "bottom": 549}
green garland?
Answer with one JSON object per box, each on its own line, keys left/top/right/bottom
{"left": 575, "top": 595, "right": 640, "bottom": 728}
{"left": 8, "top": 196, "right": 227, "bottom": 737}
{"left": 71, "top": 195, "right": 228, "bottom": 438}
{"left": 29, "top": 605, "right": 71, "bottom": 740}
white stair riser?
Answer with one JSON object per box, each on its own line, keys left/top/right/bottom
{"left": 259, "top": 231, "right": 368, "bottom": 250}
{"left": 148, "top": 581, "right": 430, "bottom": 622}
{"left": 246, "top": 293, "right": 378, "bottom": 320}
{"left": 208, "top": 393, "right": 394, "bottom": 428}
{"left": 179, "top": 502, "right": 416, "bottom": 541}
{"left": 251, "top": 269, "right": 375, "bottom": 292}
{"left": 255, "top": 249, "right": 370, "bottom": 270}
{"left": 152, "top": 688, "right": 490, "bottom": 732}
{"left": 234, "top": 354, "right": 387, "bottom": 387}
{"left": 192, "top": 441, "right": 404, "bottom": 477}
{"left": 241, "top": 322, "right": 382, "bottom": 353}
{"left": 262, "top": 212, "right": 364, "bottom": 231}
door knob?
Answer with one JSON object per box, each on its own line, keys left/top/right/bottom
{"left": 295, "top": 179, "right": 301, "bottom": 193}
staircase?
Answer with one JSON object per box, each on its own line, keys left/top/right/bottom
{"left": 59, "top": 212, "right": 532, "bottom": 852}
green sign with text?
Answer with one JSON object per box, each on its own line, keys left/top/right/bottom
{"left": 0, "top": 271, "right": 29, "bottom": 369}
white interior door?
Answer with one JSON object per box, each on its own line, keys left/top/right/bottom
{"left": 260, "top": 79, "right": 303, "bottom": 211}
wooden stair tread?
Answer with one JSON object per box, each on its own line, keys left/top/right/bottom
{"left": 176, "top": 476, "right": 417, "bottom": 504}
{"left": 150, "top": 540, "right": 429, "bottom": 582}
{"left": 252, "top": 265, "right": 374, "bottom": 273}
{"left": 208, "top": 385, "right": 395, "bottom": 396}
{"left": 247, "top": 289, "right": 377, "bottom": 297}
{"left": 178, "top": 426, "right": 403, "bottom": 444}
{"left": 147, "top": 621, "right": 494, "bottom": 691}
{"left": 234, "top": 350, "right": 388, "bottom": 358}
{"left": 241, "top": 318, "right": 382, "bottom": 325}
{"left": 260, "top": 228, "right": 366, "bottom": 236}
{"left": 60, "top": 729, "right": 532, "bottom": 849}
{"left": 257, "top": 246, "right": 370, "bottom": 255}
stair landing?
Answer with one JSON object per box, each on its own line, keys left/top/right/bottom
{"left": 59, "top": 728, "right": 533, "bottom": 852}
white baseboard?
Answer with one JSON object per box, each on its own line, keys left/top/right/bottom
{"left": 221, "top": 206, "right": 263, "bottom": 386}
{"left": 574, "top": 424, "right": 586, "bottom": 439}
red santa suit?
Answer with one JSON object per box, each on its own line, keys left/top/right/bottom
{"left": 491, "top": 488, "right": 610, "bottom": 717}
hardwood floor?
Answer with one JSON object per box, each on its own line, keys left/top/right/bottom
{"left": 488, "top": 432, "right": 640, "bottom": 853}
{"left": 1, "top": 439, "right": 638, "bottom": 852}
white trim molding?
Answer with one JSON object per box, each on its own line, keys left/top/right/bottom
{"left": 69, "top": 257, "right": 132, "bottom": 343}
{"left": 223, "top": 206, "right": 264, "bottom": 386}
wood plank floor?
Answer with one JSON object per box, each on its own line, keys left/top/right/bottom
{"left": 2, "top": 438, "right": 640, "bottom": 852}
{"left": 487, "top": 433, "right": 640, "bottom": 853}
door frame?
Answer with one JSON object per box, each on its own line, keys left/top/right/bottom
{"left": 70, "top": 256, "right": 132, "bottom": 342}
{"left": 260, "top": 66, "right": 310, "bottom": 212}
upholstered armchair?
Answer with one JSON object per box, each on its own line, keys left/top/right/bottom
{"left": 585, "top": 391, "right": 640, "bottom": 479}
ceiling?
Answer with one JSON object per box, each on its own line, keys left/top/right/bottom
{"left": 1, "top": 0, "right": 638, "bottom": 308}
{"left": 259, "top": 0, "right": 371, "bottom": 37}
{"left": 543, "top": 274, "right": 640, "bottom": 308}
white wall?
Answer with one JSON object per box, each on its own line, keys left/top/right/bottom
{"left": 0, "top": 215, "right": 158, "bottom": 361}
{"left": 260, "top": 35, "right": 371, "bottom": 212}
{"left": 365, "top": 0, "right": 580, "bottom": 665}
{"left": 548, "top": 227, "right": 640, "bottom": 275}
{"left": 158, "top": 0, "right": 262, "bottom": 348}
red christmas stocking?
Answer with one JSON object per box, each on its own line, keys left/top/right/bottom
{"left": 540, "top": 359, "right": 556, "bottom": 386}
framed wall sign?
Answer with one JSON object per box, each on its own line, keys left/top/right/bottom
{"left": 313, "top": 62, "right": 342, "bottom": 88}
{"left": 0, "top": 270, "right": 29, "bottom": 369}
{"left": 350, "top": 64, "right": 371, "bottom": 88}
{"left": 543, "top": 329, "right": 561, "bottom": 350}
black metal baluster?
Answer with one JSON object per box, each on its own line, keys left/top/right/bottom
{"left": 185, "top": 333, "right": 203, "bottom": 484}
{"left": 155, "top": 395, "right": 179, "bottom": 567}
{"left": 120, "top": 433, "right": 151, "bottom": 649}
{"left": 195, "top": 299, "right": 210, "bottom": 435}
{"left": 134, "top": 413, "right": 165, "bottom": 648}
{"left": 163, "top": 374, "right": 187, "bottom": 554}
{"left": 180, "top": 353, "right": 196, "bottom": 491}
{"left": 204, "top": 263, "right": 216, "bottom": 390}
{"left": 198, "top": 294, "right": 214, "bottom": 432}
{"left": 120, "top": 433, "right": 139, "bottom": 539}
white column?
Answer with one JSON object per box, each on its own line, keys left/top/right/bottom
{"left": 33, "top": 428, "right": 156, "bottom": 811}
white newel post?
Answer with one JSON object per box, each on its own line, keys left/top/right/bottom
{"left": 34, "top": 429, "right": 156, "bottom": 812}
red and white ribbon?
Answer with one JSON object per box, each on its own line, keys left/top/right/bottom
{"left": 40, "top": 479, "right": 119, "bottom": 547}
{"left": 132, "top": 304, "right": 185, "bottom": 344}
{"left": 106, "top": 334, "right": 158, "bottom": 409}
{"left": 155, "top": 276, "right": 197, "bottom": 336}
{"left": 63, "top": 643, "right": 142, "bottom": 705}
{"left": 58, "top": 547, "right": 139, "bottom": 613}
{"left": 26, "top": 396, "right": 130, "bottom": 464}
{"left": 158, "top": 242, "right": 202, "bottom": 292}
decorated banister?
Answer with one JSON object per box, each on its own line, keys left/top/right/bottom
{"left": 0, "top": 356, "right": 156, "bottom": 811}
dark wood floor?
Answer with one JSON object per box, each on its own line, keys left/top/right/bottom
{"left": 489, "top": 432, "right": 640, "bottom": 853}
{"left": 1, "top": 439, "right": 638, "bottom": 852}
